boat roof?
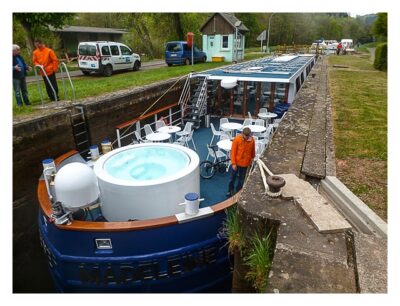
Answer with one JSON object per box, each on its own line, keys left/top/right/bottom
{"left": 198, "top": 54, "right": 315, "bottom": 83}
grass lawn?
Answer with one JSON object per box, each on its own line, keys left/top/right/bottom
{"left": 13, "top": 51, "right": 270, "bottom": 116}
{"left": 13, "top": 62, "right": 228, "bottom": 115}
{"left": 328, "top": 52, "right": 387, "bottom": 220}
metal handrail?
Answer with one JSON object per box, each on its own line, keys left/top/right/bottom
{"left": 116, "top": 105, "right": 183, "bottom": 148}
{"left": 197, "top": 77, "right": 208, "bottom": 117}
{"left": 34, "top": 65, "right": 58, "bottom": 108}
{"left": 178, "top": 74, "right": 192, "bottom": 120}
{"left": 59, "top": 62, "right": 76, "bottom": 102}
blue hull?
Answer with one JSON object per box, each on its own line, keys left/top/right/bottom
{"left": 38, "top": 209, "right": 232, "bottom": 293}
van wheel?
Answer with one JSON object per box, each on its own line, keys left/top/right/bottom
{"left": 203, "top": 56, "right": 207, "bottom": 63}
{"left": 185, "top": 58, "right": 190, "bottom": 65}
{"left": 103, "top": 65, "right": 113, "bottom": 77}
{"left": 133, "top": 60, "right": 141, "bottom": 71}
{"left": 167, "top": 63, "right": 172, "bottom": 67}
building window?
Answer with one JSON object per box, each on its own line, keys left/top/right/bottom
{"left": 221, "top": 35, "right": 229, "bottom": 49}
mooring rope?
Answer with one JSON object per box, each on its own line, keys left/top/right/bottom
{"left": 256, "top": 159, "right": 277, "bottom": 195}
{"left": 111, "top": 73, "right": 190, "bottom": 147}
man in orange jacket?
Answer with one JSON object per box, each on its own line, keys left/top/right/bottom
{"left": 33, "top": 39, "right": 59, "bottom": 101}
{"left": 227, "top": 127, "right": 255, "bottom": 196}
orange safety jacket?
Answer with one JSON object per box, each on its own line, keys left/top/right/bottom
{"left": 230, "top": 134, "right": 256, "bottom": 167}
{"left": 33, "top": 46, "right": 59, "bottom": 76}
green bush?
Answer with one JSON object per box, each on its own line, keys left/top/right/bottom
{"left": 374, "top": 43, "right": 387, "bottom": 71}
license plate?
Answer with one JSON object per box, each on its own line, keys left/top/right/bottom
{"left": 170, "top": 54, "right": 177, "bottom": 57}
{"left": 80, "top": 61, "right": 87, "bottom": 66}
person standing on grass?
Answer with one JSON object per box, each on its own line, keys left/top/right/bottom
{"left": 13, "top": 44, "right": 31, "bottom": 107}
{"left": 227, "top": 127, "right": 256, "bottom": 197}
{"left": 32, "top": 39, "right": 59, "bottom": 101}
{"left": 337, "top": 42, "right": 342, "bottom": 55}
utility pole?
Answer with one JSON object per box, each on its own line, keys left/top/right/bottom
{"left": 234, "top": 21, "right": 242, "bottom": 63}
{"left": 266, "top": 13, "right": 275, "bottom": 54}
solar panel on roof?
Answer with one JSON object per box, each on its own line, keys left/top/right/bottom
{"left": 199, "top": 54, "right": 314, "bottom": 81}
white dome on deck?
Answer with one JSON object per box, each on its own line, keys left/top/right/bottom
{"left": 54, "top": 162, "right": 99, "bottom": 211}
{"left": 221, "top": 78, "right": 237, "bottom": 89}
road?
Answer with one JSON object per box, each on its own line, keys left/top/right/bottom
{"left": 26, "top": 59, "right": 166, "bottom": 83}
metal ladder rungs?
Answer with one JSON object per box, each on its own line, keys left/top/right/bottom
{"left": 77, "top": 140, "right": 89, "bottom": 146}
{"left": 73, "top": 121, "right": 86, "bottom": 127}
{"left": 74, "top": 131, "right": 87, "bottom": 137}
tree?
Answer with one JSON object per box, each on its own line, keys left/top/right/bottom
{"left": 14, "top": 13, "right": 75, "bottom": 53}
{"left": 373, "top": 13, "right": 387, "bottom": 41}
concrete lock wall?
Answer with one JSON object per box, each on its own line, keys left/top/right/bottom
{"left": 12, "top": 78, "right": 183, "bottom": 292}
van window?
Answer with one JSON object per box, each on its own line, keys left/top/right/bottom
{"left": 110, "top": 45, "right": 120, "bottom": 56}
{"left": 183, "top": 44, "right": 190, "bottom": 52}
{"left": 79, "top": 45, "right": 96, "bottom": 56}
{"left": 167, "top": 43, "right": 182, "bottom": 52}
{"left": 101, "top": 46, "right": 111, "bottom": 56}
{"left": 120, "top": 45, "right": 132, "bottom": 55}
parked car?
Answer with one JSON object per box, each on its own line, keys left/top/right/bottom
{"left": 165, "top": 41, "right": 207, "bottom": 66}
{"left": 78, "top": 41, "right": 141, "bottom": 76}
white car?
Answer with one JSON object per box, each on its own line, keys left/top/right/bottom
{"left": 78, "top": 41, "right": 141, "bottom": 76}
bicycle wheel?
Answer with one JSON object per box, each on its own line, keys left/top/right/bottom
{"left": 200, "top": 161, "right": 216, "bottom": 179}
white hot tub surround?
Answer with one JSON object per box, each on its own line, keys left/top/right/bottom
{"left": 94, "top": 143, "right": 200, "bottom": 221}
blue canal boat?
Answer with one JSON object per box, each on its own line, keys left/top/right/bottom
{"left": 37, "top": 55, "right": 316, "bottom": 292}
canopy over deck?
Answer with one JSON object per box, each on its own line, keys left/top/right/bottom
{"left": 198, "top": 54, "right": 315, "bottom": 83}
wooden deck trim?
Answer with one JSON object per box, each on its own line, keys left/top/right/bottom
{"left": 38, "top": 180, "right": 179, "bottom": 232}
{"left": 115, "top": 102, "right": 179, "bottom": 130}
{"left": 211, "top": 191, "right": 241, "bottom": 213}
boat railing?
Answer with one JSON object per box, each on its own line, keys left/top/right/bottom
{"left": 115, "top": 102, "right": 182, "bottom": 148}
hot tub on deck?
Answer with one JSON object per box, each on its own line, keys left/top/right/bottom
{"left": 94, "top": 143, "right": 200, "bottom": 221}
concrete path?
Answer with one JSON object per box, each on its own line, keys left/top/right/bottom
{"left": 367, "top": 47, "right": 376, "bottom": 62}
{"left": 26, "top": 59, "right": 166, "bottom": 83}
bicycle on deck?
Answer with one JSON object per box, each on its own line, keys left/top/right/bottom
{"left": 199, "top": 145, "right": 230, "bottom": 179}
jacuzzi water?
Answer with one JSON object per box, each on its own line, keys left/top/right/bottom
{"left": 104, "top": 146, "right": 190, "bottom": 181}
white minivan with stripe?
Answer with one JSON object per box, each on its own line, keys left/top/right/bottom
{"left": 78, "top": 41, "right": 141, "bottom": 76}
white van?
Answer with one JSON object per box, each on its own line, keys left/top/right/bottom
{"left": 340, "top": 39, "right": 354, "bottom": 50}
{"left": 78, "top": 41, "right": 141, "bottom": 76}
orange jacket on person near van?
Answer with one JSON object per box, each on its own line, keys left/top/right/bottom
{"left": 230, "top": 134, "right": 256, "bottom": 167}
{"left": 33, "top": 46, "right": 59, "bottom": 76}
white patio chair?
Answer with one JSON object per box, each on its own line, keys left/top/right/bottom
{"left": 176, "top": 121, "right": 193, "bottom": 137}
{"left": 210, "top": 122, "right": 226, "bottom": 145}
{"left": 207, "top": 145, "right": 227, "bottom": 163}
{"left": 241, "top": 119, "right": 252, "bottom": 129}
{"left": 219, "top": 118, "right": 229, "bottom": 132}
{"left": 144, "top": 124, "right": 154, "bottom": 137}
{"left": 155, "top": 119, "right": 166, "bottom": 130}
{"left": 255, "top": 119, "right": 264, "bottom": 126}
{"left": 175, "top": 129, "right": 196, "bottom": 150}
{"left": 134, "top": 131, "right": 151, "bottom": 143}
{"left": 259, "top": 108, "right": 267, "bottom": 114}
